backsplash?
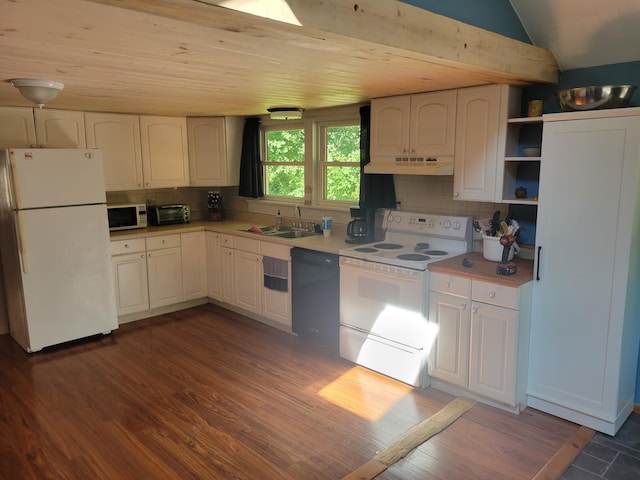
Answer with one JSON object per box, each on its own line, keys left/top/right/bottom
{"left": 106, "top": 176, "right": 535, "bottom": 250}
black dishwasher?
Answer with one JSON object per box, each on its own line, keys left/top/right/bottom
{"left": 291, "top": 247, "right": 340, "bottom": 352}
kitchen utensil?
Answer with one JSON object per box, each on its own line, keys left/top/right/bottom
{"left": 557, "top": 85, "right": 636, "bottom": 111}
{"left": 490, "top": 210, "right": 501, "bottom": 236}
{"left": 497, "top": 234, "right": 517, "bottom": 275}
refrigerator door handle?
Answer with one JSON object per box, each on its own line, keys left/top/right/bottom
{"left": 15, "top": 210, "right": 29, "bottom": 274}
{"left": 9, "top": 151, "right": 24, "bottom": 211}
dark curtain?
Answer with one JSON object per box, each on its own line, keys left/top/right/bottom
{"left": 238, "top": 117, "right": 264, "bottom": 198}
{"left": 358, "top": 105, "right": 396, "bottom": 208}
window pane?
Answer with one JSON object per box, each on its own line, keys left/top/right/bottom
{"left": 326, "top": 166, "right": 360, "bottom": 201}
{"left": 266, "top": 129, "right": 304, "bottom": 162}
{"left": 266, "top": 165, "right": 305, "bottom": 198}
{"left": 326, "top": 125, "right": 360, "bottom": 163}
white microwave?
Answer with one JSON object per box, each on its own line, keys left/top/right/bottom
{"left": 107, "top": 203, "right": 148, "bottom": 231}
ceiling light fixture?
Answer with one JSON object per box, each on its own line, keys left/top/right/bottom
{"left": 10, "top": 78, "right": 65, "bottom": 108}
{"left": 267, "top": 107, "right": 304, "bottom": 120}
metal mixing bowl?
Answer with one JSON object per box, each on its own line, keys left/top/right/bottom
{"left": 557, "top": 85, "right": 636, "bottom": 111}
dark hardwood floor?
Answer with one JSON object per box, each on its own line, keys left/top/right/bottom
{"left": 0, "top": 304, "right": 580, "bottom": 479}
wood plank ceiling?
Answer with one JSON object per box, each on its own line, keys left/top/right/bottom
{"left": 0, "top": 0, "right": 559, "bottom": 117}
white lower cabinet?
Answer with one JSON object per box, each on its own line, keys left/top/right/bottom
{"left": 428, "top": 271, "right": 531, "bottom": 412}
{"left": 146, "top": 235, "right": 183, "bottom": 309}
{"left": 111, "top": 232, "right": 210, "bottom": 319}
{"left": 206, "top": 232, "right": 223, "bottom": 301}
{"left": 469, "top": 300, "right": 518, "bottom": 405}
{"left": 218, "top": 234, "right": 235, "bottom": 305}
{"left": 110, "top": 238, "right": 149, "bottom": 316}
{"left": 207, "top": 233, "right": 291, "bottom": 328}
{"left": 260, "top": 241, "right": 291, "bottom": 328}
{"left": 181, "top": 231, "right": 207, "bottom": 301}
{"left": 233, "top": 249, "right": 262, "bottom": 315}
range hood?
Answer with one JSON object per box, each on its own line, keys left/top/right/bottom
{"left": 364, "top": 156, "right": 454, "bottom": 175}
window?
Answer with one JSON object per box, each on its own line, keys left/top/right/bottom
{"left": 263, "top": 126, "right": 305, "bottom": 200}
{"left": 261, "top": 114, "right": 360, "bottom": 206}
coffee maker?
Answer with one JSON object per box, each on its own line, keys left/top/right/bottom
{"left": 345, "top": 206, "right": 378, "bottom": 244}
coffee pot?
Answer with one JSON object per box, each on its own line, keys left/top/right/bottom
{"left": 345, "top": 206, "right": 375, "bottom": 244}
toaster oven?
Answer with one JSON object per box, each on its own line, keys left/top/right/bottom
{"left": 148, "top": 204, "right": 190, "bottom": 226}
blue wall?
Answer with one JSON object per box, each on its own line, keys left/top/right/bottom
{"left": 400, "top": 0, "right": 530, "bottom": 42}
{"left": 402, "top": 0, "right": 640, "bottom": 404}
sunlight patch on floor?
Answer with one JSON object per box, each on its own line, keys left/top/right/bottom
{"left": 317, "top": 367, "right": 414, "bottom": 421}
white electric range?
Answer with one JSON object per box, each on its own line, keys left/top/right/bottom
{"left": 338, "top": 211, "right": 473, "bottom": 387}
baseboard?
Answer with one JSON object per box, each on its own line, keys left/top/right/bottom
{"left": 117, "top": 298, "right": 209, "bottom": 324}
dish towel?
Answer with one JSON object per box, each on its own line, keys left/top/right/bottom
{"left": 263, "top": 256, "right": 288, "bottom": 292}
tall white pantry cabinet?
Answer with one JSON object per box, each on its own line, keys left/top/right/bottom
{"left": 527, "top": 108, "right": 640, "bottom": 435}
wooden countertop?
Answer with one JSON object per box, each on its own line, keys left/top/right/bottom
{"left": 428, "top": 252, "right": 534, "bottom": 287}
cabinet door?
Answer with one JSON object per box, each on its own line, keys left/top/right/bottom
{"left": 147, "top": 246, "right": 183, "bottom": 308}
{"left": 111, "top": 252, "right": 149, "bottom": 317}
{"left": 181, "top": 232, "right": 207, "bottom": 301}
{"left": 34, "top": 109, "right": 86, "bottom": 148}
{"left": 370, "top": 95, "right": 410, "bottom": 158}
{"left": 140, "top": 115, "right": 189, "bottom": 188}
{"left": 427, "top": 291, "right": 470, "bottom": 387}
{"left": 221, "top": 247, "right": 234, "bottom": 305}
{"left": 0, "top": 107, "right": 36, "bottom": 148}
{"left": 410, "top": 90, "right": 456, "bottom": 158}
{"left": 206, "top": 232, "right": 223, "bottom": 301}
{"left": 453, "top": 85, "right": 501, "bottom": 201}
{"left": 233, "top": 250, "right": 262, "bottom": 315}
{"left": 529, "top": 114, "right": 640, "bottom": 422}
{"left": 187, "top": 117, "right": 242, "bottom": 187}
{"left": 85, "top": 112, "right": 144, "bottom": 191}
{"left": 469, "top": 302, "right": 517, "bottom": 405}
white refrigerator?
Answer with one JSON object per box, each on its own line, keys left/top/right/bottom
{"left": 0, "top": 148, "right": 117, "bottom": 352}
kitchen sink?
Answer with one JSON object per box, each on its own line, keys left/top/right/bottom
{"left": 240, "top": 225, "right": 318, "bottom": 239}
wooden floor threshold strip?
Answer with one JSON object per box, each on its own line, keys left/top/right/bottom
{"left": 343, "top": 396, "right": 476, "bottom": 480}
{"left": 531, "top": 425, "right": 595, "bottom": 480}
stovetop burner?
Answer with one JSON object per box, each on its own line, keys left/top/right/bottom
{"left": 373, "top": 243, "right": 403, "bottom": 250}
{"left": 420, "top": 249, "right": 448, "bottom": 256}
{"left": 397, "top": 253, "right": 431, "bottom": 261}
{"left": 354, "top": 247, "right": 378, "bottom": 253}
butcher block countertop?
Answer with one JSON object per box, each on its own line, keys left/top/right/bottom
{"left": 428, "top": 252, "right": 534, "bottom": 288}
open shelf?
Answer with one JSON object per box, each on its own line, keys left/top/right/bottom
{"left": 500, "top": 116, "right": 543, "bottom": 205}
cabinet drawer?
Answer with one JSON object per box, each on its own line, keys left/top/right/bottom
{"left": 260, "top": 241, "right": 290, "bottom": 260}
{"left": 220, "top": 234, "right": 234, "bottom": 248}
{"left": 146, "top": 234, "right": 181, "bottom": 251}
{"left": 430, "top": 272, "right": 471, "bottom": 297}
{"left": 110, "top": 237, "right": 146, "bottom": 256}
{"left": 472, "top": 280, "right": 519, "bottom": 310}
{"left": 234, "top": 236, "right": 260, "bottom": 253}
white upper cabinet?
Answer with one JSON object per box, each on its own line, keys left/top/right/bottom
{"left": 370, "top": 95, "right": 411, "bottom": 158}
{"left": 85, "top": 112, "right": 144, "bottom": 191}
{"left": 453, "top": 85, "right": 520, "bottom": 201}
{"left": 0, "top": 107, "right": 36, "bottom": 148}
{"left": 369, "top": 91, "right": 456, "bottom": 174}
{"left": 409, "top": 90, "right": 457, "bottom": 159}
{"left": 34, "top": 108, "right": 86, "bottom": 148}
{"left": 139, "top": 115, "right": 189, "bottom": 188}
{"left": 187, "top": 116, "right": 243, "bottom": 187}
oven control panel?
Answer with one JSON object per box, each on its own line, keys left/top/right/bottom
{"left": 386, "top": 211, "right": 472, "bottom": 240}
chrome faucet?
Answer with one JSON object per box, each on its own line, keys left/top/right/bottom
{"left": 294, "top": 205, "right": 301, "bottom": 228}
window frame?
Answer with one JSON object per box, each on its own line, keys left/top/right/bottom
{"left": 316, "top": 119, "right": 361, "bottom": 208}
{"left": 259, "top": 106, "right": 361, "bottom": 209}
{"left": 261, "top": 122, "right": 307, "bottom": 203}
